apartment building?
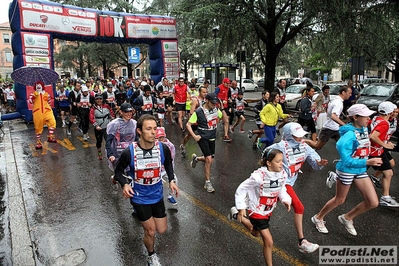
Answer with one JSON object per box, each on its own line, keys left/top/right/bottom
{"left": 0, "top": 22, "right": 12, "bottom": 80}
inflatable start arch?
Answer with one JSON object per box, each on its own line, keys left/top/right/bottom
{"left": 8, "top": 0, "right": 180, "bottom": 121}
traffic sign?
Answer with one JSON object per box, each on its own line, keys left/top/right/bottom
{"left": 128, "top": 47, "right": 140, "bottom": 64}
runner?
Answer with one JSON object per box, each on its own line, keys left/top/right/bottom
{"left": 156, "top": 127, "right": 178, "bottom": 205}
{"left": 312, "top": 104, "right": 383, "bottom": 236}
{"left": 368, "top": 102, "right": 398, "bottom": 207}
{"left": 156, "top": 90, "right": 167, "bottom": 127}
{"left": 113, "top": 114, "right": 178, "bottom": 266}
{"left": 180, "top": 86, "right": 207, "bottom": 156}
{"left": 230, "top": 90, "right": 248, "bottom": 134}
{"left": 173, "top": 77, "right": 189, "bottom": 133}
{"left": 267, "top": 122, "right": 326, "bottom": 253}
{"left": 133, "top": 85, "right": 157, "bottom": 118}
{"left": 229, "top": 148, "right": 291, "bottom": 266}
{"left": 257, "top": 92, "right": 290, "bottom": 149}
{"left": 248, "top": 91, "right": 269, "bottom": 148}
{"left": 76, "top": 86, "right": 93, "bottom": 141}
{"left": 89, "top": 94, "right": 115, "bottom": 160}
{"left": 67, "top": 80, "right": 82, "bottom": 136}
{"left": 55, "top": 84, "right": 70, "bottom": 128}
{"left": 186, "top": 93, "right": 223, "bottom": 193}
{"left": 215, "top": 78, "right": 232, "bottom": 142}
{"left": 106, "top": 102, "right": 137, "bottom": 180}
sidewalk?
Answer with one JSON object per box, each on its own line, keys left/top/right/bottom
{"left": 1, "top": 120, "right": 35, "bottom": 265}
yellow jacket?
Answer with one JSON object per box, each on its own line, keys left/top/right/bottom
{"left": 259, "top": 103, "right": 288, "bottom": 126}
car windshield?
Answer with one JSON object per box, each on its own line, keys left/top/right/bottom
{"left": 328, "top": 84, "right": 343, "bottom": 95}
{"left": 361, "top": 84, "right": 395, "bottom": 97}
{"left": 286, "top": 85, "right": 305, "bottom": 93}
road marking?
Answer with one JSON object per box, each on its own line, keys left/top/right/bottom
{"left": 29, "top": 142, "right": 58, "bottom": 156}
{"left": 179, "top": 190, "right": 308, "bottom": 266}
{"left": 57, "top": 138, "right": 76, "bottom": 150}
{"left": 76, "top": 137, "right": 96, "bottom": 147}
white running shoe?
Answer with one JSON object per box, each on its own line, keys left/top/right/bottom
{"left": 228, "top": 206, "right": 238, "bottom": 220}
{"left": 298, "top": 239, "right": 319, "bottom": 253}
{"left": 338, "top": 214, "right": 357, "bottom": 236}
{"left": 191, "top": 154, "right": 197, "bottom": 168}
{"left": 147, "top": 253, "right": 162, "bottom": 266}
{"left": 379, "top": 196, "right": 399, "bottom": 207}
{"left": 204, "top": 181, "right": 215, "bottom": 193}
{"left": 311, "top": 215, "right": 328, "bottom": 234}
{"left": 326, "top": 171, "right": 338, "bottom": 189}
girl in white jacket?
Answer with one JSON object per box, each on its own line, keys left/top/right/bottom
{"left": 229, "top": 148, "right": 291, "bottom": 266}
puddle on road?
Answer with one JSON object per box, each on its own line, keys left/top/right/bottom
{"left": 53, "top": 248, "right": 86, "bottom": 266}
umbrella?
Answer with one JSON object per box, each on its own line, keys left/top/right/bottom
{"left": 11, "top": 66, "right": 59, "bottom": 86}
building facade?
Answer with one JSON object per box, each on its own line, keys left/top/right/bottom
{"left": 0, "top": 22, "right": 13, "bottom": 81}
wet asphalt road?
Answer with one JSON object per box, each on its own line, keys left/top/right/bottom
{"left": 1, "top": 111, "right": 399, "bottom": 266}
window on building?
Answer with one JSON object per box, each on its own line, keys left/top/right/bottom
{"left": 3, "top": 33, "right": 10, "bottom": 44}
{"left": 135, "top": 69, "right": 140, "bottom": 78}
{"left": 122, "top": 68, "right": 127, "bottom": 77}
{"left": 5, "top": 51, "right": 12, "bottom": 62}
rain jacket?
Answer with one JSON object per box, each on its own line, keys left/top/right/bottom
{"left": 268, "top": 123, "right": 323, "bottom": 186}
{"left": 336, "top": 123, "right": 369, "bottom": 175}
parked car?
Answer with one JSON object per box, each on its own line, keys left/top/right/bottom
{"left": 256, "top": 77, "right": 278, "bottom": 91}
{"left": 360, "top": 78, "right": 388, "bottom": 89}
{"left": 357, "top": 83, "right": 399, "bottom": 110}
{"left": 323, "top": 82, "right": 362, "bottom": 102}
{"left": 240, "top": 78, "right": 259, "bottom": 92}
{"left": 195, "top": 77, "right": 206, "bottom": 88}
{"left": 285, "top": 84, "right": 321, "bottom": 110}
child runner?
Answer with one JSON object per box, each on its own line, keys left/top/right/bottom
{"left": 230, "top": 90, "right": 248, "bottom": 134}
{"left": 248, "top": 91, "right": 269, "bottom": 148}
{"left": 368, "top": 102, "right": 398, "bottom": 207}
{"left": 229, "top": 148, "right": 291, "bottom": 266}
{"left": 268, "top": 122, "right": 326, "bottom": 253}
{"left": 156, "top": 127, "right": 178, "bottom": 205}
{"left": 312, "top": 104, "right": 383, "bottom": 236}
{"left": 370, "top": 103, "right": 399, "bottom": 188}
{"left": 156, "top": 90, "right": 166, "bottom": 127}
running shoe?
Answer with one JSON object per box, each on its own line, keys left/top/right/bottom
{"left": 147, "top": 253, "right": 162, "bottom": 266}
{"left": 256, "top": 138, "right": 262, "bottom": 149}
{"left": 204, "top": 181, "right": 215, "bottom": 193}
{"left": 247, "top": 129, "right": 254, "bottom": 139}
{"left": 98, "top": 151, "right": 102, "bottom": 160}
{"left": 338, "top": 214, "right": 357, "bottom": 236}
{"left": 62, "top": 120, "right": 66, "bottom": 128}
{"left": 229, "top": 125, "right": 234, "bottom": 133}
{"left": 276, "top": 129, "right": 281, "bottom": 136}
{"left": 223, "top": 136, "right": 232, "bottom": 142}
{"left": 67, "top": 128, "right": 71, "bottom": 136}
{"left": 83, "top": 134, "right": 89, "bottom": 141}
{"left": 239, "top": 129, "right": 245, "bottom": 134}
{"left": 298, "top": 239, "right": 319, "bottom": 253}
{"left": 111, "top": 175, "right": 118, "bottom": 185}
{"left": 180, "top": 144, "right": 186, "bottom": 156}
{"left": 191, "top": 153, "right": 197, "bottom": 168}
{"left": 228, "top": 206, "right": 238, "bottom": 220}
{"left": 370, "top": 174, "right": 382, "bottom": 188}
{"left": 167, "top": 195, "right": 178, "bottom": 205}
{"left": 380, "top": 196, "right": 399, "bottom": 207}
{"left": 311, "top": 215, "right": 328, "bottom": 234}
{"left": 326, "top": 171, "right": 338, "bottom": 189}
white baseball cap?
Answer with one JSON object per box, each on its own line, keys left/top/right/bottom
{"left": 141, "top": 81, "right": 148, "bottom": 86}
{"left": 378, "top": 102, "right": 396, "bottom": 115}
{"left": 290, "top": 122, "right": 308, "bottom": 138}
{"left": 347, "top": 104, "right": 375, "bottom": 117}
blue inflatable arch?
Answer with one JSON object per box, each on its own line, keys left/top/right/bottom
{"left": 8, "top": 0, "right": 180, "bottom": 121}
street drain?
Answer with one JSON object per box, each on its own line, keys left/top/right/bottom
{"left": 53, "top": 248, "right": 86, "bottom": 266}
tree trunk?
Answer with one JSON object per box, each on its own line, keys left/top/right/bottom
{"left": 392, "top": 52, "right": 399, "bottom": 82}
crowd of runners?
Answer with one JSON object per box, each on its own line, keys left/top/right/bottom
{"left": 25, "top": 75, "right": 399, "bottom": 266}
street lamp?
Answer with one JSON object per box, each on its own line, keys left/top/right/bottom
{"left": 212, "top": 26, "right": 219, "bottom": 88}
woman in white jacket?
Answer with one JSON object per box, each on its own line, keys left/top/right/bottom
{"left": 229, "top": 148, "right": 291, "bottom": 266}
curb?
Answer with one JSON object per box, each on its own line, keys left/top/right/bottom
{"left": 3, "top": 121, "right": 36, "bottom": 265}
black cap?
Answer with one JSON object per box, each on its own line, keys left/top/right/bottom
{"left": 120, "top": 102, "right": 133, "bottom": 112}
{"left": 95, "top": 93, "right": 103, "bottom": 99}
{"left": 205, "top": 93, "right": 219, "bottom": 104}
{"left": 143, "top": 85, "right": 151, "bottom": 92}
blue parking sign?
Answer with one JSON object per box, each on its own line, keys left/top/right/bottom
{"left": 128, "top": 47, "right": 140, "bottom": 64}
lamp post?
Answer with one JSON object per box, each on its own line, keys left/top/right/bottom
{"left": 212, "top": 26, "right": 219, "bottom": 89}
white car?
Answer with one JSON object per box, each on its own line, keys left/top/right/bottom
{"left": 240, "top": 78, "right": 259, "bottom": 92}
{"left": 285, "top": 84, "right": 321, "bottom": 110}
